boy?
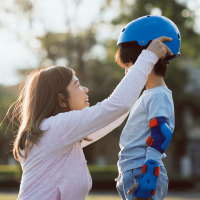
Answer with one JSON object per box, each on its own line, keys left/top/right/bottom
{"left": 115, "top": 15, "right": 181, "bottom": 200}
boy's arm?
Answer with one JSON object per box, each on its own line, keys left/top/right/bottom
{"left": 144, "top": 93, "right": 173, "bottom": 161}
{"left": 132, "top": 93, "right": 173, "bottom": 199}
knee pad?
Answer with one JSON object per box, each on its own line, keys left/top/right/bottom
{"left": 146, "top": 117, "right": 173, "bottom": 154}
{"left": 133, "top": 159, "right": 160, "bottom": 198}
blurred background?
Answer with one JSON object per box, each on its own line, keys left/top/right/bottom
{"left": 0, "top": 0, "right": 200, "bottom": 199}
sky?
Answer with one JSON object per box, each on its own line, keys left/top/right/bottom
{"left": 0, "top": 0, "right": 200, "bottom": 86}
{"left": 0, "top": 0, "right": 113, "bottom": 86}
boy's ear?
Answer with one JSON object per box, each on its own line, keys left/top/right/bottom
{"left": 125, "top": 68, "right": 129, "bottom": 75}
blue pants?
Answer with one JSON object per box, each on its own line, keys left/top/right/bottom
{"left": 116, "top": 167, "right": 168, "bottom": 200}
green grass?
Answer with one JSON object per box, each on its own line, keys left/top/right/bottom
{"left": 0, "top": 165, "right": 20, "bottom": 174}
{"left": 0, "top": 194, "right": 18, "bottom": 200}
{"left": 0, "top": 194, "right": 199, "bottom": 200}
{"left": 88, "top": 165, "right": 117, "bottom": 172}
{"left": 0, "top": 165, "right": 22, "bottom": 182}
{"left": 87, "top": 195, "right": 121, "bottom": 200}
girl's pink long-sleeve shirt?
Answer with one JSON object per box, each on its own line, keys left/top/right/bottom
{"left": 17, "top": 50, "right": 158, "bottom": 200}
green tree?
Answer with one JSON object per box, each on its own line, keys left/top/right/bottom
{"left": 0, "top": 85, "right": 19, "bottom": 164}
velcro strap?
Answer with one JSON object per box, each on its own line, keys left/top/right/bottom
{"left": 154, "top": 166, "right": 160, "bottom": 176}
{"left": 151, "top": 189, "right": 156, "bottom": 196}
{"left": 142, "top": 164, "right": 147, "bottom": 174}
{"left": 149, "top": 118, "right": 159, "bottom": 129}
{"left": 146, "top": 136, "right": 154, "bottom": 146}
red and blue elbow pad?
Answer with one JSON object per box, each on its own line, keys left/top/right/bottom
{"left": 146, "top": 117, "right": 173, "bottom": 154}
{"left": 133, "top": 159, "right": 160, "bottom": 198}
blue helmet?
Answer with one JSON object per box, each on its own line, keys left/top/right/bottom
{"left": 117, "top": 15, "right": 181, "bottom": 61}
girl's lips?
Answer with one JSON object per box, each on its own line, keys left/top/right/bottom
{"left": 85, "top": 98, "right": 89, "bottom": 102}
{"left": 85, "top": 97, "right": 89, "bottom": 105}
{"left": 85, "top": 102, "right": 90, "bottom": 106}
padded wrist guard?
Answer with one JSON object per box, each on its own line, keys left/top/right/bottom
{"left": 133, "top": 159, "right": 160, "bottom": 198}
{"left": 146, "top": 117, "right": 173, "bottom": 154}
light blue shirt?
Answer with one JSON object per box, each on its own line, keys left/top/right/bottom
{"left": 117, "top": 86, "right": 174, "bottom": 176}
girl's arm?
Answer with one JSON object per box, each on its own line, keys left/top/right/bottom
{"left": 41, "top": 50, "right": 158, "bottom": 148}
{"left": 80, "top": 110, "right": 130, "bottom": 148}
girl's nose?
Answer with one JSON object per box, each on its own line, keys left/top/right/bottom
{"left": 83, "top": 87, "right": 89, "bottom": 93}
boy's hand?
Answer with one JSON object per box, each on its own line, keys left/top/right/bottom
{"left": 147, "top": 36, "right": 173, "bottom": 59}
{"left": 127, "top": 183, "right": 152, "bottom": 200}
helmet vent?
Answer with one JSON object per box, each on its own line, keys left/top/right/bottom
{"left": 177, "top": 34, "right": 180, "bottom": 39}
{"left": 122, "top": 28, "right": 125, "bottom": 32}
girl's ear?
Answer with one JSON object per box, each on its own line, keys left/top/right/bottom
{"left": 58, "top": 94, "right": 68, "bottom": 108}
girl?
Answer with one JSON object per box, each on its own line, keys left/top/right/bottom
{"left": 5, "top": 37, "right": 171, "bottom": 200}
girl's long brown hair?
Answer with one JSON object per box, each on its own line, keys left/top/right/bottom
{"left": 5, "top": 66, "right": 77, "bottom": 161}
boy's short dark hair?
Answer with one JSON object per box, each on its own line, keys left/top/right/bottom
{"left": 115, "top": 41, "right": 168, "bottom": 78}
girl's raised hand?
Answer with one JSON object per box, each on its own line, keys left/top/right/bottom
{"left": 147, "top": 36, "right": 173, "bottom": 60}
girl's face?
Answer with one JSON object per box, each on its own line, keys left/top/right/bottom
{"left": 67, "top": 74, "right": 89, "bottom": 111}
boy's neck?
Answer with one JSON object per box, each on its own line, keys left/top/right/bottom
{"left": 145, "top": 71, "right": 167, "bottom": 90}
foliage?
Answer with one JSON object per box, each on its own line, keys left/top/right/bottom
{"left": 0, "top": 164, "right": 22, "bottom": 183}
{"left": 0, "top": 86, "right": 19, "bottom": 164}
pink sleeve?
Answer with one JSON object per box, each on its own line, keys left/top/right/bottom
{"left": 80, "top": 111, "right": 130, "bottom": 148}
